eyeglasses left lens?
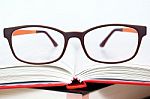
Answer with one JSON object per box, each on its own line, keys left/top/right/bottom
{"left": 12, "top": 27, "right": 65, "bottom": 63}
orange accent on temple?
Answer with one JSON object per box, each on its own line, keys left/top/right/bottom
{"left": 13, "top": 30, "right": 36, "bottom": 36}
{"left": 122, "top": 28, "right": 137, "bottom": 33}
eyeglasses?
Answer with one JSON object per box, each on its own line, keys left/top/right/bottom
{"left": 4, "top": 24, "right": 146, "bottom": 65}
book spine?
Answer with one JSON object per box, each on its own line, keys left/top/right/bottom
{"left": 66, "top": 78, "right": 87, "bottom": 89}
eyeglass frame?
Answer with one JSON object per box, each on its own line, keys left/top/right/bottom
{"left": 4, "top": 24, "right": 147, "bottom": 65}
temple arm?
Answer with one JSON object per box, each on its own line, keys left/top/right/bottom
{"left": 13, "top": 30, "right": 58, "bottom": 47}
{"left": 100, "top": 28, "right": 137, "bottom": 47}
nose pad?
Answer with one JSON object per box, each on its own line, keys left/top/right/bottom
{"left": 59, "top": 38, "right": 95, "bottom": 73}
{"left": 59, "top": 38, "right": 83, "bottom": 69}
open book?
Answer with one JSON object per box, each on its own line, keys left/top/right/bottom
{"left": 1, "top": 24, "right": 150, "bottom": 89}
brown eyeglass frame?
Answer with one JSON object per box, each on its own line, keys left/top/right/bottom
{"left": 4, "top": 24, "right": 147, "bottom": 65}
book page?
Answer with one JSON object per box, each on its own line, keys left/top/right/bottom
{"left": 74, "top": 31, "right": 150, "bottom": 81}
{"left": 74, "top": 31, "right": 150, "bottom": 80}
{"left": 0, "top": 65, "right": 73, "bottom": 84}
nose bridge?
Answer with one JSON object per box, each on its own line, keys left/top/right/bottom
{"left": 66, "top": 32, "right": 84, "bottom": 40}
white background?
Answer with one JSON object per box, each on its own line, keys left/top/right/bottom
{"left": 0, "top": 0, "right": 150, "bottom": 68}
